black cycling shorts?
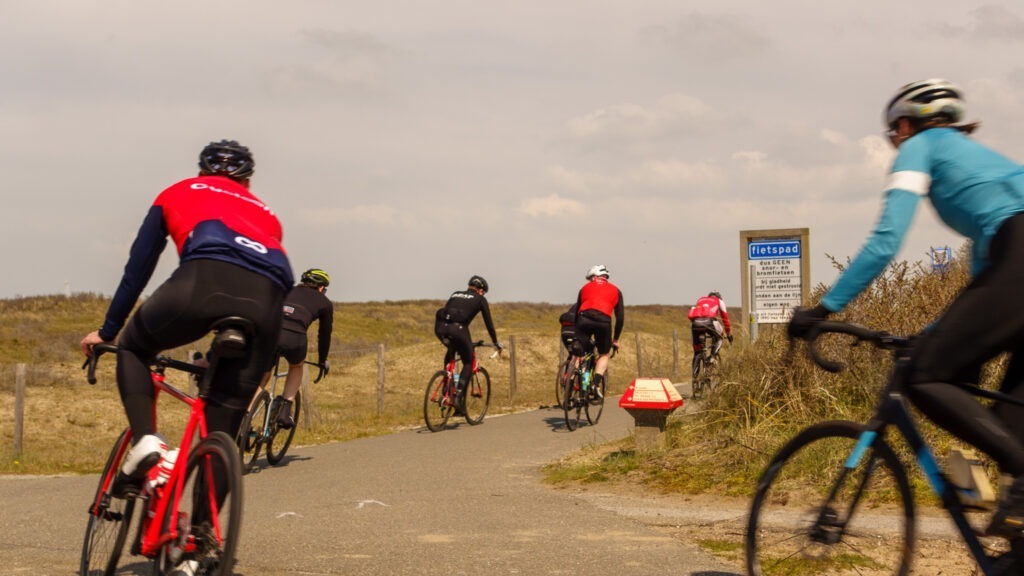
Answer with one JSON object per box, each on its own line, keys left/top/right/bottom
{"left": 575, "top": 312, "right": 613, "bottom": 355}
{"left": 278, "top": 329, "right": 309, "bottom": 365}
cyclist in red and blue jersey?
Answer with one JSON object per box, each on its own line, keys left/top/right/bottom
{"left": 788, "top": 79, "right": 1024, "bottom": 538}
{"left": 574, "top": 265, "right": 624, "bottom": 399}
{"left": 81, "top": 140, "right": 292, "bottom": 485}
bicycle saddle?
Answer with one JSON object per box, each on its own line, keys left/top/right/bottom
{"left": 210, "top": 316, "right": 255, "bottom": 359}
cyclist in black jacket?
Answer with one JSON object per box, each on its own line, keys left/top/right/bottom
{"left": 434, "top": 275, "right": 503, "bottom": 394}
{"left": 263, "top": 268, "right": 334, "bottom": 429}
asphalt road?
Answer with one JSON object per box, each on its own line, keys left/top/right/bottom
{"left": 0, "top": 392, "right": 740, "bottom": 576}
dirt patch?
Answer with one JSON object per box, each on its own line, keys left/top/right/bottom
{"left": 566, "top": 483, "right": 1003, "bottom": 575}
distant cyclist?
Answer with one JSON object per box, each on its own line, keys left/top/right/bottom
{"left": 558, "top": 303, "right": 583, "bottom": 355}
{"left": 574, "top": 265, "right": 624, "bottom": 399}
{"left": 788, "top": 79, "right": 1024, "bottom": 538}
{"left": 434, "top": 276, "right": 503, "bottom": 396}
{"left": 262, "top": 268, "right": 334, "bottom": 430}
{"left": 79, "top": 139, "right": 292, "bottom": 488}
{"left": 688, "top": 291, "right": 733, "bottom": 379}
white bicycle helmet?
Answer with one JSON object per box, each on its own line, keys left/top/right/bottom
{"left": 586, "top": 265, "right": 609, "bottom": 280}
{"left": 884, "top": 78, "right": 966, "bottom": 129}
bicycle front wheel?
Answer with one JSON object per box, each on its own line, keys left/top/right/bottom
{"left": 746, "top": 420, "right": 915, "bottom": 576}
{"left": 236, "top": 391, "right": 269, "bottom": 474}
{"left": 154, "top": 431, "right": 243, "bottom": 576}
{"left": 463, "top": 367, "right": 491, "bottom": 425}
{"left": 424, "top": 371, "right": 454, "bottom": 432}
{"left": 266, "top": 390, "right": 300, "bottom": 465}
{"left": 81, "top": 428, "right": 136, "bottom": 576}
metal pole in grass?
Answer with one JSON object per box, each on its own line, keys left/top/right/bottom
{"left": 508, "top": 336, "right": 517, "bottom": 402}
{"left": 635, "top": 333, "right": 642, "bottom": 378}
{"left": 377, "top": 344, "right": 385, "bottom": 416}
{"left": 14, "top": 364, "right": 25, "bottom": 456}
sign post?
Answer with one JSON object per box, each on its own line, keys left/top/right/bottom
{"left": 739, "top": 228, "right": 810, "bottom": 338}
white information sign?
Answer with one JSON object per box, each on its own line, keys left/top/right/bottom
{"left": 749, "top": 240, "right": 802, "bottom": 324}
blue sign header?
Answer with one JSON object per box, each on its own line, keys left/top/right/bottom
{"left": 749, "top": 240, "right": 801, "bottom": 260}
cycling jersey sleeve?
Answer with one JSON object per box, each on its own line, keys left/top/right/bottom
{"left": 100, "top": 206, "right": 169, "bottom": 340}
{"left": 612, "top": 290, "right": 624, "bottom": 341}
{"left": 480, "top": 298, "right": 499, "bottom": 344}
{"left": 316, "top": 302, "right": 333, "bottom": 364}
{"left": 821, "top": 186, "right": 922, "bottom": 312}
{"left": 718, "top": 299, "right": 732, "bottom": 334}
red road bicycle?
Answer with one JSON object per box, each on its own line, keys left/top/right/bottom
{"left": 423, "top": 341, "right": 500, "bottom": 432}
{"left": 80, "top": 318, "right": 248, "bottom": 576}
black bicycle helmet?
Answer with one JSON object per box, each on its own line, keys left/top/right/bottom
{"left": 300, "top": 268, "right": 330, "bottom": 287}
{"left": 198, "top": 139, "right": 255, "bottom": 181}
{"left": 468, "top": 275, "right": 489, "bottom": 293}
{"left": 708, "top": 291, "right": 721, "bottom": 299}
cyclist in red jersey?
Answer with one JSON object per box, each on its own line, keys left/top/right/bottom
{"left": 688, "top": 291, "right": 733, "bottom": 379}
{"left": 80, "top": 140, "right": 292, "bottom": 489}
{"left": 574, "top": 265, "right": 624, "bottom": 399}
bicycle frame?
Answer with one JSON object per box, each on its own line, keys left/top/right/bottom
{"left": 843, "top": 360, "right": 996, "bottom": 571}
{"left": 86, "top": 345, "right": 226, "bottom": 562}
{"left": 782, "top": 321, "right": 1024, "bottom": 574}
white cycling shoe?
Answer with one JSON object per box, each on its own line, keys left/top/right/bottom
{"left": 168, "top": 559, "right": 199, "bottom": 576}
{"left": 121, "top": 434, "right": 167, "bottom": 478}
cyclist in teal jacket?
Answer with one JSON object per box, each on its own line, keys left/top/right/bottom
{"left": 789, "top": 79, "right": 1024, "bottom": 538}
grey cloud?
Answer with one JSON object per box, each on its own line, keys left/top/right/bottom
{"left": 937, "top": 5, "right": 1024, "bottom": 42}
{"left": 640, "top": 11, "right": 771, "bottom": 63}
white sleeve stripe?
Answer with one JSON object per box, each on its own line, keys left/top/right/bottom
{"left": 886, "top": 171, "right": 931, "bottom": 196}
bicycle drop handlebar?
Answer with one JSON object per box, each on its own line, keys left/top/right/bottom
{"left": 803, "top": 320, "right": 911, "bottom": 374}
{"left": 83, "top": 342, "right": 205, "bottom": 385}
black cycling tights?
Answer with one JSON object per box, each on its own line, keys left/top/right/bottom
{"left": 906, "top": 213, "right": 1024, "bottom": 476}
{"left": 116, "top": 259, "right": 284, "bottom": 439}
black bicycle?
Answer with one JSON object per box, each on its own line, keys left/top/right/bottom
{"left": 692, "top": 331, "right": 723, "bottom": 400}
{"left": 746, "top": 320, "right": 1024, "bottom": 575}
{"left": 236, "top": 357, "right": 326, "bottom": 473}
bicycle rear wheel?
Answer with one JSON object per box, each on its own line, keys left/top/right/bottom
{"left": 266, "top": 390, "right": 300, "bottom": 465}
{"left": 424, "top": 371, "right": 454, "bottom": 432}
{"left": 555, "top": 357, "right": 571, "bottom": 409}
{"left": 236, "top": 390, "right": 269, "bottom": 474}
{"left": 563, "top": 373, "right": 584, "bottom": 431}
{"left": 692, "top": 354, "right": 708, "bottom": 400}
{"left": 585, "top": 375, "right": 605, "bottom": 425}
{"left": 463, "top": 367, "right": 491, "bottom": 425}
{"left": 746, "top": 420, "right": 915, "bottom": 576}
{"left": 81, "top": 428, "right": 136, "bottom": 576}
{"left": 154, "top": 431, "right": 242, "bottom": 576}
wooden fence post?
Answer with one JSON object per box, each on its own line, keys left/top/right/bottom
{"left": 635, "top": 333, "right": 642, "bottom": 378}
{"left": 14, "top": 364, "right": 26, "bottom": 456}
{"left": 377, "top": 344, "right": 385, "bottom": 416}
{"left": 508, "top": 336, "right": 517, "bottom": 402}
{"left": 300, "top": 365, "right": 314, "bottom": 429}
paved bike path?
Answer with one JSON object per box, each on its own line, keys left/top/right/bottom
{"left": 0, "top": 395, "right": 739, "bottom": 575}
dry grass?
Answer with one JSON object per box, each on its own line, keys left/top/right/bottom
{"left": 0, "top": 296, "right": 698, "bottom": 474}
{"left": 547, "top": 243, "right": 1006, "bottom": 502}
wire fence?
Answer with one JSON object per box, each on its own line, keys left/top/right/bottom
{"left": 1, "top": 329, "right": 694, "bottom": 458}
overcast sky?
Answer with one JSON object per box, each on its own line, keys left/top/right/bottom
{"left": 4, "top": 1, "right": 1024, "bottom": 309}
